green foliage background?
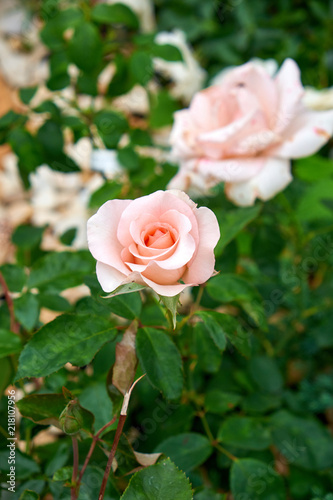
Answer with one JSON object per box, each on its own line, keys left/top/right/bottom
{"left": 0, "top": 1, "right": 333, "bottom": 499}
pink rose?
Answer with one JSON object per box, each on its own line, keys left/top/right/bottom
{"left": 168, "top": 59, "right": 333, "bottom": 206}
{"left": 87, "top": 190, "right": 220, "bottom": 297}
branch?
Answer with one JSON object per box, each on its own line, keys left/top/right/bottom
{"left": 71, "top": 437, "right": 79, "bottom": 500}
{"left": 78, "top": 415, "right": 118, "bottom": 484}
{"left": 98, "top": 375, "right": 145, "bottom": 500}
{"left": 0, "top": 271, "right": 19, "bottom": 334}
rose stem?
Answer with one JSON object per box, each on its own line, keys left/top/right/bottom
{"left": 98, "top": 414, "right": 127, "bottom": 500}
{"left": 78, "top": 415, "right": 118, "bottom": 484}
{"left": 0, "top": 271, "right": 20, "bottom": 334}
{"left": 98, "top": 375, "right": 145, "bottom": 500}
{"left": 71, "top": 436, "right": 79, "bottom": 500}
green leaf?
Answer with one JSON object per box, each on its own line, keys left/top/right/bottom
{"left": 249, "top": 356, "right": 283, "bottom": 394}
{"left": 8, "top": 129, "right": 43, "bottom": 184}
{"left": 151, "top": 43, "right": 184, "bottom": 61}
{"left": 12, "top": 225, "right": 45, "bottom": 250}
{"left": 242, "top": 393, "right": 281, "bottom": 414}
{"left": 94, "top": 110, "right": 128, "bottom": 148}
{"left": 0, "top": 358, "right": 13, "bottom": 395}
{"left": 49, "top": 50, "right": 70, "bottom": 77}
{"left": 17, "top": 394, "right": 94, "bottom": 431}
{"left": 0, "top": 264, "right": 26, "bottom": 292}
{"left": 19, "top": 87, "right": 38, "bottom": 105}
{"left": 136, "top": 328, "right": 183, "bottom": 400}
{"left": 77, "top": 72, "right": 98, "bottom": 96}
{"left": 28, "top": 251, "right": 94, "bottom": 293}
{"left": 16, "top": 393, "right": 69, "bottom": 427}
{"left": 149, "top": 90, "right": 179, "bottom": 129}
{"left": 53, "top": 466, "right": 73, "bottom": 482}
{"left": 79, "top": 382, "right": 113, "bottom": 431}
{"left": 121, "top": 457, "right": 193, "bottom": 499}
{"left": 38, "top": 294, "right": 71, "bottom": 312}
{"left": 154, "top": 433, "right": 213, "bottom": 471}
{"left": 207, "top": 274, "right": 266, "bottom": 329}
{"left": 102, "top": 282, "right": 145, "bottom": 298}
{"left": 37, "top": 120, "right": 64, "bottom": 158}
{"left": 33, "top": 100, "right": 60, "bottom": 117}
{"left": 106, "top": 292, "right": 142, "bottom": 320}
{"left": 215, "top": 204, "right": 261, "bottom": 254}
{"left": 47, "top": 73, "right": 71, "bottom": 91}
{"left": 49, "top": 153, "right": 80, "bottom": 173}
{"left": 0, "top": 449, "right": 40, "bottom": 481}
{"left": 59, "top": 228, "right": 77, "bottom": 246}
{"left": 44, "top": 442, "right": 70, "bottom": 477}
{"left": 91, "top": 3, "right": 139, "bottom": 29}
{"left": 194, "top": 311, "right": 251, "bottom": 357}
{"left": 15, "top": 314, "right": 116, "bottom": 380}
{"left": 107, "top": 53, "right": 134, "bottom": 97}
{"left": 69, "top": 22, "right": 103, "bottom": 72}
{"left": 294, "top": 156, "right": 333, "bottom": 182}
{"left": 205, "top": 390, "right": 242, "bottom": 415}
{"left": 130, "top": 128, "right": 153, "bottom": 146}
{"left": 194, "top": 489, "right": 223, "bottom": 500}
{"left": 218, "top": 416, "right": 271, "bottom": 450}
{"left": 89, "top": 181, "right": 123, "bottom": 209}
{"left": 0, "top": 329, "right": 22, "bottom": 358}
{"left": 194, "top": 311, "right": 227, "bottom": 351}
{"left": 297, "top": 179, "right": 333, "bottom": 222}
{"left": 14, "top": 293, "right": 39, "bottom": 331}
{"left": 19, "top": 491, "right": 40, "bottom": 500}
{"left": 230, "top": 458, "right": 286, "bottom": 500}
{"left": 160, "top": 295, "right": 179, "bottom": 330}
{"left": 40, "top": 8, "right": 84, "bottom": 50}
{"left": 129, "top": 51, "right": 153, "bottom": 86}
{"left": 193, "top": 322, "right": 222, "bottom": 374}
{"left": 118, "top": 146, "right": 140, "bottom": 171}
{"left": 206, "top": 274, "right": 259, "bottom": 303}
{"left": 270, "top": 410, "right": 333, "bottom": 471}
{"left": 0, "top": 110, "right": 22, "bottom": 129}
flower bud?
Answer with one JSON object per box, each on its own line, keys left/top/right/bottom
{"left": 59, "top": 400, "right": 84, "bottom": 435}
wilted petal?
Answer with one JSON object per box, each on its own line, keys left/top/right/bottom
{"left": 225, "top": 158, "right": 292, "bottom": 206}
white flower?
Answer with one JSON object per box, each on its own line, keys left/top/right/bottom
{"left": 90, "top": 149, "right": 123, "bottom": 178}
{"left": 303, "top": 87, "right": 333, "bottom": 111}
{"left": 211, "top": 58, "right": 279, "bottom": 86}
{"left": 0, "top": 2, "right": 48, "bottom": 88}
{"left": 168, "top": 58, "right": 333, "bottom": 206}
{"left": 30, "top": 166, "right": 103, "bottom": 249}
{"left": 154, "top": 30, "right": 206, "bottom": 104}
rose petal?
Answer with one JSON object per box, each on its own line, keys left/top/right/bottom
{"left": 96, "top": 261, "right": 128, "bottom": 293}
{"left": 129, "top": 240, "right": 177, "bottom": 263}
{"left": 87, "top": 199, "right": 131, "bottom": 273}
{"left": 140, "top": 275, "right": 190, "bottom": 297}
{"left": 183, "top": 206, "right": 220, "bottom": 284}
{"left": 118, "top": 191, "right": 199, "bottom": 248}
{"left": 222, "top": 62, "right": 278, "bottom": 127}
{"left": 196, "top": 157, "right": 265, "bottom": 183}
{"left": 225, "top": 158, "right": 292, "bottom": 206}
{"left": 170, "top": 109, "right": 200, "bottom": 159}
{"left": 167, "top": 168, "right": 216, "bottom": 197}
{"left": 273, "top": 58, "right": 304, "bottom": 134}
{"left": 129, "top": 213, "right": 157, "bottom": 245}
{"left": 127, "top": 261, "right": 186, "bottom": 285}
{"left": 273, "top": 109, "right": 333, "bottom": 158}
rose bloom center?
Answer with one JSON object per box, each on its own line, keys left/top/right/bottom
{"left": 141, "top": 222, "right": 177, "bottom": 250}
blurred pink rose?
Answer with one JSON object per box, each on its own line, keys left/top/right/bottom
{"left": 87, "top": 190, "right": 220, "bottom": 297}
{"left": 168, "top": 59, "right": 333, "bottom": 206}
